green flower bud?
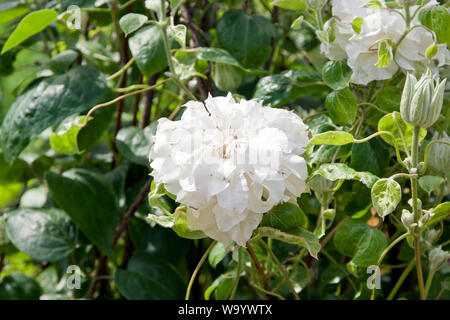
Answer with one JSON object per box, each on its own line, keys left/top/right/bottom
{"left": 428, "top": 132, "right": 450, "bottom": 174}
{"left": 306, "top": 0, "right": 327, "bottom": 9}
{"left": 400, "top": 71, "right": 446, "bottom": 128}
{"left": 428, "top": 246, "right": 450, "bottom": 271}
{"left": 211, "top": 63, "right": 244, "bottom": 92}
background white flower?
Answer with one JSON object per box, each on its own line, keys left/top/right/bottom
{"left": 149, "top": 94, "right": 309, "bottom": 246}
{"left": 321, "top": 0, "right": 449, "bottom": 85}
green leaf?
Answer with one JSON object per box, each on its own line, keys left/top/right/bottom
{"left": 129, "top": 218, "right": 189, "bottom": 264}
{"left": 375, "top": 41, "right": 392, "bottom": 68}
{"left": 352, "top": 17, "right": 364, "bottom": 34}
{"left": 271, "top": 0, "right": 306, "bottom": 10}
{"left": 256, "top": 226, "right": 321, "bottom": 259}
{"left": 375, "top": 86, "right": 401, "bottom": 113}
{"left": 322, "top": 60, "right": 352, "bottom": 90}
{"left": 6, "top": 208, "right": 78, "bottom": 262}
{"left": 169, "top": 24, "right": 187, "bottom": 47}
{"left": 43, "top": 50, "right": 79, "bottom": 74}
{"left": 0, "top": 153, "right": 31, "bottom": 184}
{"left": 115, "top": 252, "right": 185, "bottom": 300}
{"left": 217, "top": 10, "right": 275, "bottom": 69}
{"left": 254, "top": 70, "right": 322, "bottom": 106}
{"left": 313, "top": 163, "right": 357, "bottom": 181}
{"left": 371, "top": 178, "right": 401, "bottom": 218}
{"left": 325, "top": 89, "right": 357, "bottom": 126}
{"left": 261, "top": 202, "right": 308, "bottom": 232}
{"left": 377, "top": 112, "right": 427, "bottom": 152}
{"left": 0, "top": 66, "right": 111, "bottom": 163}
{"left": 208, "top": 242, "right": 228, "bottom": 268}
{"left": 419, "top": 6, "right": 450, "bottom": 46}
{"left": 119, "top": 13, "right": 148, "bottom": 36}
{"left": 46, "top": 169, "right": 120, "bottom": 257}
{"left": 350, "top": 138, "right": 389, "bottom": 177}
{"left": 116, "top": 126, "right": 154, "bottom": 166}
{"left": 426, "top": 202, "right": 450, "bottom": 227}
{"left": 205, "top": 273, "right": 233, "bottom": 300}
{"left": 1, "top": 9, "right": 58, "bottom": 54}
{"left": 311, "top": 163, "right": 379, "bottom": 188}
{"left": 309, "top": 131, "right": 355, "bottom": 146}
{"left": 0, "top": 183, "right": 23, "bottom": 207}
{"left": 50, "top": 116, "right": 87, "bottom": 155}
{"left": 334, "top": 220, "right": 387, "bottom": 267}
{"left": 0, "top": 2, "right": 30, "bottom": 26}
{"left": 172, "top": 210, "right": 207, "bottom": 240}
{"left": 129, "top": 24, "right": 179, "bottom": 77}
{"left": 0, "top": 273, "right": 41, "bottom": 300}
{"left": 419, "top": 175, "right": 444, "bottom": 193}
{"left": 363, "top": 0, "right": 383, "bottom": 9}
{"left": 197, "top": 47, "right": 244, "bottom": 70}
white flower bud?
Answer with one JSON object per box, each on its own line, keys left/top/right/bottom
{"left": 429, "top": 246, "right": 450, "bottom": 271}
{"left": 419, "top": 210, "right": 434, "bottom": 228}
{"left": 400, "top": 71, "right": 446, "bottom": 128}
{"left": 428, "top": 132, "right": 450, "bottom": 174}
{"left": 401, "top": 209, "right": 415, "bottom": 231}
{"left": 424, "top": 228, "right": 440, "bottom": 248}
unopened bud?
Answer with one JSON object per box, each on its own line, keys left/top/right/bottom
{"left": 428, "top": 132, "right": 450, "bottom": 174}
{"left": 419, "top": 210, "right": 434, "bottom": 228}
{"left": 401, "top": 209, "right": 415, "bottom": 231}
{"left": 424, "top": 228, "right": 440, "bottom": 248}
{"left": 400, "top": 71, "right": 446, "bottom": 128}
{"left": 429, "top": 246, "right": 450, "bottom": 271}
{"left": 306, "top": 0, "right": 327, "bottom": 9}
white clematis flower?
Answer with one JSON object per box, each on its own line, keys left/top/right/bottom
{"left": 321, "top": 0, "right": 449, "bottom": 84}
{"left": 149, "top": 94, "right": 309, "bottom": 246}
{"left": 346, "top": 11, "right": 405, "bottom": 85}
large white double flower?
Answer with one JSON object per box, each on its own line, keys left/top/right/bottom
{"left": 149, "top": 94, "right": 309, "bottom": 246}
{"left": 321, "top": 0, "right": 449, "bottom": 85}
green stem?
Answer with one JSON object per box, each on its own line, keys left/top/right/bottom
{"left": 370, "top": 233, "right": 409, "bottom": 300}
{"left": 387, "top": 259, "right": 415, "bottom": 300}
{"left": 424, "top": 269, "right": 436, "bottom": 299}
{"left": 229, "top": 248, "right": 242, "bottom": 300}
{"left": 158, "top": 0, "right": 198, "bottom": 102}
{"left": 259, "top": 239, "right": 300, "bottom": 300}
{"left": 410, "top": 125, "right": 426, "bottom": 300}
{"left": 185, "top": 240, "right": 216, "bottom": 300}
{"left": 321, "top": 249, "right": 358, "bottom": 292}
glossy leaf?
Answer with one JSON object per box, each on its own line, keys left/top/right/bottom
{"left": 322, "top": 60, "right": 352, "bottom": 90}
{"left": 0, "top": 66, "right": 111, "bottom": 163}
{"left": 115, "top": 252, "right": 186, "bottom": 300}
{"left": 119, "top": 13, "right": 148, "bottom": 36}
{"left": 6, "top": 208, "right": 78, "bottom": 262}
{"left": 46, "top": 169, "right": 120, "bottom": 257}
{"left": 325, "top": 89, "right": 357, "bottom": 126}
{"left": 116, "top": 126, "right": 154, "bottom": 166}
{"left": 334, "top": 220, "right": 387, "bottom": 267}
{"left": 256, "top": 226, "right": 320, "bottom": 259}
{"left": 261, "top": 202, "right": 308, "bottom": 231}
{"left": 217, "top": 10, "right": 275, "bottom": 68}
